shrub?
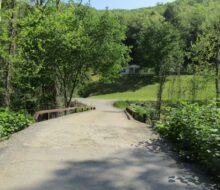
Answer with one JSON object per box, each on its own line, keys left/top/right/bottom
{"left": 114, "top": 101, "right": 132, "bottom": 109}
{"left": 0, "top": 109, "right": 33, "bottom": 138}
{"left": 156, "top": 103, "right": 220, "bottom": 177}
{"left": 128, "top": 104, "right": 157, "bottom": 123}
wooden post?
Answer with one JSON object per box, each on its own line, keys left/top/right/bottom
{"left": 143, "top": 114, "right": 147, "bottom": 123}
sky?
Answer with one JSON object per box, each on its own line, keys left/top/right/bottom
{"left": 89, "top": 0, "right": 175, "bottom": 10}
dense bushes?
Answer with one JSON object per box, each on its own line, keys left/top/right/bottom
{"left": 116, "top": 100, "right": 220, "bottom": 178}
{"left": 127, "top": 104, "right": 157, "bottom": 123}
{"left": 0, "top": 110, "right": 33, "bottom": 138}
{"left": 114, "top": 101, "right": 136, "bottom": 109}
{"left": 114, "top": 100, "right": 177, "bottom": 123}
{"left": 156, "top": 103, "right": 220, "bottom": 177}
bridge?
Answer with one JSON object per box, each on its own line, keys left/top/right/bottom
{"left": 0, "top": 99, "right": 215, "bottom": 190}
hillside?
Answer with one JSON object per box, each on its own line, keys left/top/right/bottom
{"left": 80, "top": 75, "right": 215, "bottom": 101}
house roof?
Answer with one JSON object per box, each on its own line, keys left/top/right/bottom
{"left": 128, "top": 64, "right": 141, "bottom": 69}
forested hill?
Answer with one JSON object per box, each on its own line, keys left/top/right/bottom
{"left": 108, "top": 0, "right": 220, "bottom": 67}
{"left": 110, "top": 0, "right": 220, "bottom": 14}
{"left": 0, "top": 0, "right": 220, "bottom": 111}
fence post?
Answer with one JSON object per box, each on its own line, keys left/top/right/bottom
{"left": 143, "top": 114, "right": 146, "bottom": 123}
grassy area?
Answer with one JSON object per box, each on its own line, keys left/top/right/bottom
{"left": 92, "top": 84, "right": 158, "bottom": 100}
{"left": 113, "top": 101, "right": 134, "bottom": 109}
{"left": 82, "top": 75, "right": 215, "bottom": 101}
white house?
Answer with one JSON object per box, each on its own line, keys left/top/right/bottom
{"left": 121, "top": 64, "right": 141, "bottom": 75}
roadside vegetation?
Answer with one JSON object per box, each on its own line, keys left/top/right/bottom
{"left": 156, "top": 103, "right": 220, "bottom": 178}
{"left": 105, "top": 0, "right": 220, "bottom": 180}
{"left": 115, "top": 101, "right": 220, "bottom": 180}
{"left": 0, "top": 109, "right": 33, "bottom": 139}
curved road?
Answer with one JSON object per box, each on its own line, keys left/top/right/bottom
{"left": 0, "top": 99, "right": 217, "bottom": 190}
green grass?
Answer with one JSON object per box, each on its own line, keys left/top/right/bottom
{"left": 114, "top": 101, "right": 134, "bottom": 109}
{"left": 84, "top": 75, "right": 215, "bottom": 101}
{"left": 92, "top": 84, "right": 157, "bottom": 100}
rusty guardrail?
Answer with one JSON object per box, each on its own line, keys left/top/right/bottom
{"left": 34, "top": 106, "right": 95, "bottom": 122}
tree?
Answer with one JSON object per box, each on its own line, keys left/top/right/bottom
{"left": 163, "top": 4, "right": 179, "bottom": 25}
{"left": 0, "top": 0, "right": 18, "bottom": 108}
{"left": 139, "top": 15, "right": 183, "bottom": 117}
{"left": 16, "top": 4, "right": 129, "bottom": 110}
{"left": 190, "top": 12, "right": 220, "bottom": 106}
{"left": 90, "top": 10, "right": 130, "bottom": 80}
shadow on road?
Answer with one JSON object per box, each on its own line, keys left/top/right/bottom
{"left": 135, "top": 139, "right": 220, "bottom": 189}
{"left": 12, "top": 139, "right": 219, "bottom": 190}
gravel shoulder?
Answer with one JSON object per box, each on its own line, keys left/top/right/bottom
{"left": 0, "top": 98, "right": 217, "bottom": 190}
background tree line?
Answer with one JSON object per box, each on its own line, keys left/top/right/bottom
{"left": 0, "top": 0, "right": 220, "bottom": 113}
{"left": 114, "top": 0, "right": 220, "bottom": 111}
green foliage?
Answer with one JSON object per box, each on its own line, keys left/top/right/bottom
{"left": 0, "top": 109, "right": 33, "bottom": 138}
{"left": 114, "top": 100, "right": 158, "bottom": 122}
{"left": 129, "top": 104, "right": 156, "bottom": 122}
{"left": 188, "top": 11, "right": 220, "bottom": 103}
{"left": 92, "top": 10, "right": 130, "bottom": 80}
{"left": 114, "top": 101, "right": 131, "bottom": 109}
{"left": 7, "top": 3, "right": 130, "bottom": 110}
{"left": 156, "top": 103, "right": 220, "bottom": 176}
{"left": 115, "top": 0, "right": 220, "bottom": 77}
{"left": 138, "top": 14, "right": 184, "bottom": 74}
{"left": 0, "top": 1, "right": 130, "bottom": 110}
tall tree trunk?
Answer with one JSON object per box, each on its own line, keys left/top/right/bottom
{"left": 56, "top": 0, "right": 60, "bottom": 10}
{"left": 192, "top": 75, "right": 195, "bottom": 101}
{"left": 4, "top": 63, "right": 12, "bottom": 107}
{"left": 177, "top": 64, "right": 182, "bottom": 100}
{"left": 40, "top": 0, "right": 44, "bottom": 6}
{"left": 156, "top": 70, "right": 166, "bottom": 120}
{"left": 62, "top": 64, "right": 84, "bottom": 108}
{"left": 215, "top": 47, "right": 220, "bottom": 107}
{"left": 4, "top": 0, "right": 16, "bottom": 108}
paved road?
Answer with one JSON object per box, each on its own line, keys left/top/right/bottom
{"left": 0, "top": 99, "right": 217, "bottom": 190}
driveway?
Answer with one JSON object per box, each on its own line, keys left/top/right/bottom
{"left": 0, "top": 99, "right": 217, "bottom": 190}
